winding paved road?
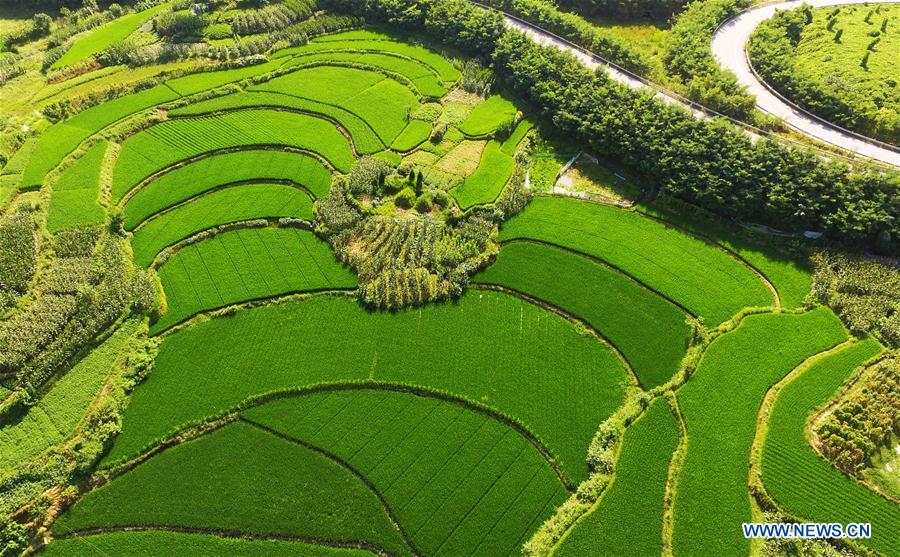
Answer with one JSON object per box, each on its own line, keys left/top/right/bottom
{"left": 713, "top": 0, "right": 900, "bottom": 166}
{"left": 482, "top": 1, "right": 900, "bottom": 166}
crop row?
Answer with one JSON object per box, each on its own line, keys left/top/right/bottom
{"left": 123, "top": 149, "right": 331, "bottom": 230}
{"left": 500, "top": 197, "right": 774, "bottom": 325}
{"left": 153, "top": 226, "right": 355, "bottom": 333}
{"left": 106, "top": 291, "right": 630, "bottom": 484}
{"left": 276, "top": 33, "right": 461, "bottom": 83}
{"left": 245, "top": 388, "right": 568, "bottom": 556}
{"left": 475, "top": 241, "right": 691, "bottom": 388}
{"left": 673, "top": 308, "right": 847, "bottom": 556}
{"left": 42, "top": 530, "right": 376, "bottom": 557}
{"left": 555, "top": 398, "right": 680, "bottom": 557}
{"left": 54, "top": 421, "right": 413, "bottom": 556}
{"left": 130, "top": 183, "right": 315, "bottom": 267}
{"left": 112, "top": 109, "right": 354, "bottom": 201}
{"left": 251, "top": 65, "right": 419, "bottom": 146}
{"left": 761, "top": 338, "right": 898, "bottom": 556}
{"left": 458, "top": 94, "right": 517, "bottom": 137}
{"left": 0, "top": 322, "right": 138, "bottom": 472}
{"left": 47, "top": 140, "right": 108, "bottom": 233}
{"left": 283, "top": 51, "right": 450, "bottom": 99}
{"left": 169, "top": 90, "right": 385, "bottom": 155}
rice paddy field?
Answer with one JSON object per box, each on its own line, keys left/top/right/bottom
{"left": 0, "top": 9, "right": 889, "bottom": 557}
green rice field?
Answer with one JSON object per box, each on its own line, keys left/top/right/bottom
{"left": 130, "top": 184, "right": 314, "bottom": 266}
{"left": 554, "top": 398, "right": 680, "bottom": 557}
{"left": 112, "top": 109, "right": 354, "bottom": 201}
{"left": 245, "top": 388, "right": 568, "bottom": 556}
{"left": 673, "top": 308, "right": 847, "bottom": 556}
{"left": 107, "top": 291, "right": 630, "bottom": 485}
{"left": 122, "top": 149, "right": 331, "bottom": 229}
{"left": 761, "top": 338, "right": 898, "bottom": 556}
{"left": 501, "top": 197, "right": 774, "bottom": 324}
{"left": 153, "top": 227, "right": 356, "bottom": 333}
{"left": 475, "top": 241, "right": 691, "bottom": 388}
{"left": 0, "top": 15, "right": 870, "bottom": 557}
{"left": 54, "top": 421, "right": 414, "bottom": 556}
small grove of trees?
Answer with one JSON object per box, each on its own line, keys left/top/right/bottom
{"left": 811, "top": 251, "right": 900, "bottom": 347}
{"left": 664, "top": 0, "right": 757, "bottom": 119}
{"left": 315, "top": 156, "right": 501, "bottom": 309}
{"left": 230, "top": 0, "right": 314, "bottom": 36}
{"left": 816, "top": 355, "right": 899, "bottom": 475}
{"left": 748, "top": 5, "right": 900, "bottom": 144}
{"left": 325, "top": 0, "right": 899, "bottom": 254}
{"left": 557, "top": 0, "right": 687, "bottom": 21}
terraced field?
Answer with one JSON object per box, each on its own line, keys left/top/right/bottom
{"left": 475, "top": 241, "right": 690, "bottom": 388}
{"left": 1, "top": 11, "right": 885, "bottom": 557}
{"left": 130, "top": 184, "right": 314, "bottom": 266}
{"left": 761, "top": 338, "right": 899, "bottom": 556}
{"left": 153, "top": 227, "right": 356, "bottom": 333}
{"left": 554, "top": 398, "right": 681, "bottom": 557}
{"left": 673, "top": 308, "right": 847, "bottom": 556}
{"left": 501, "top": 196, "right": 774, "bottom": 325}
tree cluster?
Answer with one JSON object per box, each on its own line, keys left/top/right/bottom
{"left": 664, "top": 0, "right": 757, "bottom": 119}
{"left": 811, "top": 251, "right": 900, "bottom": 347}
{"left": 558, "top": 0, "right": 687, "bottom": 20}
{"left": 230, "top": 0, "right": 314, "bottom": 36}
{"left": 471, "top": 0, "right": 651, "bottom": 74}
{"left": 816, "top": 355, "right": 899, "bottom": 475}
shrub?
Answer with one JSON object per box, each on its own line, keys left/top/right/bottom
{"left": 395, "top": 186, "right": 416, "bottom": 209}
{"left": 348, "top": 156, "right": 393, "bottom": 197}
{"left": 415, "top": 192, "right": 433, "bottom": 213}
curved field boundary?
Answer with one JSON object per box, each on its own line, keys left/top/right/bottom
{"left": 48, "top": 528, "right": 388, "bottom": 556}
{"left": 106, "top": 291, "right": 630, "bottom": 485}
{"left": 240, "top": 417, "right": 420, "bottom": 556}
{"left": 499, "top": 196, "right": 774, "bottom": 324}
{"left": 451, "top": 140, "right": 515, "bottom": 209}
{"left": 249, "top": 66, "right": 419, "bottom": 146}
{"left": 552, "top": 398, "right": 681, "bottom": 557}
{"left": 469, "top": 1, "right": 894, "bottom": 167}
{"left": 637, "top": 209, "right": 781, "bottom": 310}
{"left": 117, "top": 145, "right": 335, "bottom": 208}
{"left": 281, "top": 53, "right": 449, "bottom": 99}
{"left": 130, "top": 183, "right": 316, "bottom": 267}
{"left": 475, "top": 240, "right": 693, "bottom": 389}
{"left": 503, "top": 238, "right": 696, "bottom": 318}
{"left": 242, "top": 389, "right": 569, "bottom": 556}
{"left": 100, "top": 381, "right": 572, "bottom": 493}
{"left": 276, "top": 37, "right": 461, "bottom": 83}
{"left": 111, "top": 109, "right": 355, "bottom": 201}
{"left": 53, "top": 421, "right": 413, "bottom": 556}
{"left": 755, "top": 338, "right": 898, "bottom": 556}
{"left": 472, "top": 283, "right": 638, "bottom": 387}
{"left": 169, "top": 91, "right": 385, "bottom": 155}
{"left": 671, "top": 308, "right": 848, "bottom": 556}
{"left": 712, "top": 0, "right": 900, "bottom": 167}
{"left": 165, "top": 104, "right": 367, "bottom": 157}
{"left": 152, "top": 226, "right": 357, "bottom": 333}
{"left": 129, "top": 179, "right": 317, "bottom": 231}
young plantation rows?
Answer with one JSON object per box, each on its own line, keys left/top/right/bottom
{"left": 1, "top": 17, "right": 893, "bottom": 557}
